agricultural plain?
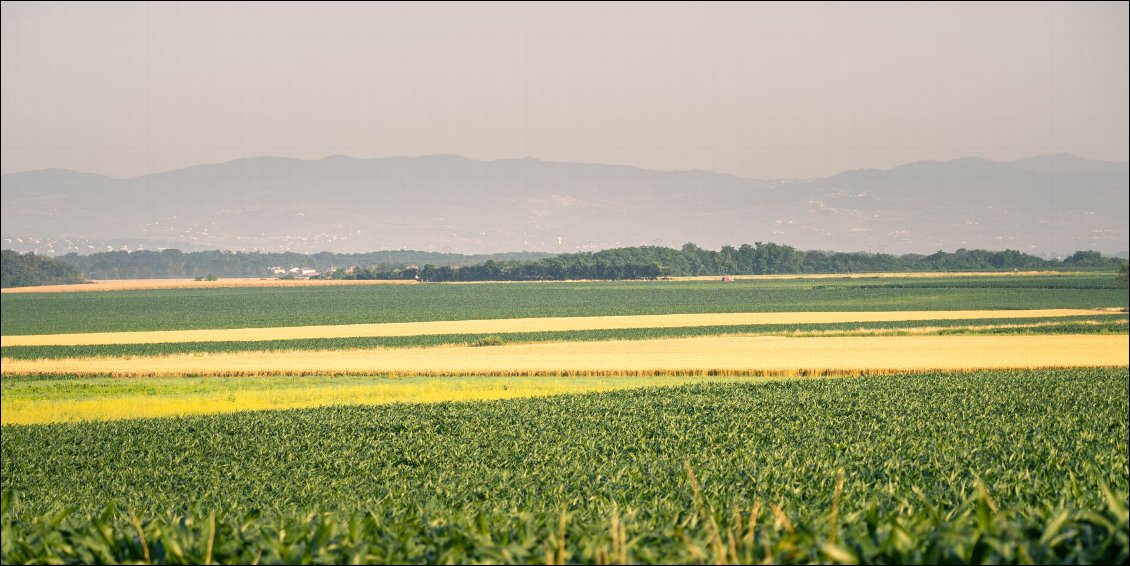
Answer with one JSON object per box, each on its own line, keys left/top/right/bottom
{"left": 2, "top": 272, "right": 1127, "bottom": 564}
{"left": 3, "top": 273, "right": 1125, "bottom": 335}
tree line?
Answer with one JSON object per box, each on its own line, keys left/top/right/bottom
{"left": 50, "top": 249, "right": 551, "bottom": 280}
{"left": 318, "top": 243, "right": 1125, "bottom": 282}
{"left": 2, "top": 244, "right": 1123, "bottom": 287}
{"left": 1, "top": 250, "right": 85, "bottom": 288}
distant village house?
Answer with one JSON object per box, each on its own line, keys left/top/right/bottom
{"left": 269, "top": 266, "right": 319, "bottom": 279}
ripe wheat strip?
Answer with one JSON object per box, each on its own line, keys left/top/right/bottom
{"left": 0, "top": 309, "right": 1112, "bottom": 347}
{"left": 3, "top": 335, "right": 1125, "bottom": 377}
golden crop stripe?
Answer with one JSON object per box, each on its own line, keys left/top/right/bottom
{"left": 0, "top": 375, "right": 775, "bottom": 425}
{"left": 0, "top": 309, "right": 1114, "bottom": 347}
{"left": 4, "top": 335, "right": 1125, "bottom": 377}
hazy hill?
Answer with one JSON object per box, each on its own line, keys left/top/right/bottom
{"left": 789, "top": 155, "right": 1128, "bottom": 254}
{"left": 2, "top": 154, "right": 1126, "bottom": 255}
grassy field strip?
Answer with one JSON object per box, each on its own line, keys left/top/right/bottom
{"left": 0, "top": 308, "right": 1111, "bottom": 347}
{"left": 672, "top": 270, "right": 1092, "bottom": 281}
{"left": 3, "top": 314, "right": 1125, "bottom": 360}
{"left": 3, "top": 334, "right": 1125, "bottom": 377}
{"left": 0, "top": 278, "right": 418, "bottom": 294}
{"left": 7, "top": 276, "right": 1124, "bottom": 336}
{"left": 0, "top": 271, "right": 1088, "bottom": 294}
{"left": 0, "top": 374, "right": 790, "bottom": 425}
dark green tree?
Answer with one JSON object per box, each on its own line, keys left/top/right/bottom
{"left": 1, "top": 250, "right": 85, "bottom": 288}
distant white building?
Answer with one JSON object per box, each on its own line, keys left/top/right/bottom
{"left": 271, "top": 266, "right": 318, "bottom": 279}
{"left": 279, "top": 267, "right": 319, "bottom": 278}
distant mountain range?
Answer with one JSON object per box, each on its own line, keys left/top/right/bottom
{"left": 2, "top": 153, "right": 1126, "bottom": 256}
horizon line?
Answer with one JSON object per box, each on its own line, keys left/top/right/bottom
{"left": 3, "top": 151, "right": 1126, "bottom": 182}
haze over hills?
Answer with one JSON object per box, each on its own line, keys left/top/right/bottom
{"left": 1, "top": 153, "right": 1126, "bottom": 257}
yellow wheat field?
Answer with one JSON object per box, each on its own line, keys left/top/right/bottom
{"left": 1, "top": 374, "right": 785, "bottom": 425}
{"left": 4, "top": 334, "right": 1125, "bottom": 377}
{"left": 0, "top": 277, "right": 418, "bottom": 294}
{"left": 1, "top": 309, "right": 1112, "bottom": 347}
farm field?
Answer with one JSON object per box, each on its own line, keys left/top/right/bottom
{"left": 2, "top": 307, "right": 1118, "bottom": 346}
{"left": 3, "top": 334, "right": 1127, "bottom": 378}
{"left": 2, "top": 369, "right": 1127, "bottom": 564}
{"left": 2, "top": 273, "right": 1125, "bottom": 335}
{"left": 2, "top": 273, "right": 1127, "bottom": 564}
{"left": 0, "top": 270, "right": 1095, "bottom": 294}
{"left": 3, "top": 312, "right": 1125, "bottom": 359}
{"left": 0, "top": 373, "right": 780, "bottom": 425}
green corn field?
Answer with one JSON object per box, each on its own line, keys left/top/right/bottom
{"left": 3, "top": 368, "right": 1127, "bottom": 564}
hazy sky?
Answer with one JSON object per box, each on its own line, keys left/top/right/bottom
{"left": 2, "top": 1, "right": 1127, "bottom": 179}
